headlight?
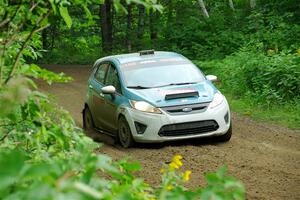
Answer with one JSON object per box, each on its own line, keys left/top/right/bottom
{"left": 209, "top": 92, "right": 224, "bottom": 109}
{"left": 130, "top": 100, "right": 162, "bottom": 114}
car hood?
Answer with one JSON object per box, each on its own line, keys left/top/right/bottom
{"left": 127, "top": 81, "right": 217, "bottom": 107}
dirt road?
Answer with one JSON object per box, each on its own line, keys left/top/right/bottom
{"left": 39, "top": 65, "right": 300, "bottom": 200}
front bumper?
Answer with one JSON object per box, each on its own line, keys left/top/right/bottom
{"left": 121, "top": 99, "right": 231, "bottom": 143}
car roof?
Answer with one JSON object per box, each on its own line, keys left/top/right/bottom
{"left": 94, "top": 51, "right": 188, "bottom": 66}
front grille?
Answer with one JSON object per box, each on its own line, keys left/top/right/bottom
{"left": 161, "top": 103, "right": 210, "bottom": 115}
{"left": 158, "top": 120, "right": 219, "bottom": 137}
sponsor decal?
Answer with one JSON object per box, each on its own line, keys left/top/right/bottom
{"left": 140, "top": 60, "right": 157, "bottom": 64}
{"left": 159, "top": 88, "right": 197, "bottom": 96}
{"left": 159, "top": 58, "right": 184, "bottom": 62}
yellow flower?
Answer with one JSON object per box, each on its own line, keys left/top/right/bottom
{"left": 173, "top": 155, "right": 183, "bottom": 166}
{"left": 173, "top": 155, "right": 182, "bottom": 160}
{"left": 160, "top": 168, "right": 166, "bottom": 173}
{"left": 183, "top": 170, "right": 192, "bottom": 182}
{"left": 267, "top": 49, "right": 274, "bottom": 55}
{"left": 168, "top": 155, "right": 183, "bottom": 170}
{"left": 169, "top": 162, "right": 179, "bottom": 170}
{"left": 166, "top": 185, "right": 173, "bottom": 190}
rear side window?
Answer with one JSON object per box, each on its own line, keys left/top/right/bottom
{"left": 94, "top": 63, "right": 109, "bottom": 83}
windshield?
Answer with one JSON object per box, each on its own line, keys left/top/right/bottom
{"left": 121, "top": 62, "right": 205, "bottom": 88}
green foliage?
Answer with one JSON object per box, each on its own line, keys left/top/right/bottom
{"left": 225, "top": 93, "right": 300, "bottom": 129}
{"left": 201, "top": 166, "right": 245, "bottom": 200}
{"left": 199, "top": 47, "right": 300, "bottom": 104}
{"left": 21, "top": 64, "right": 73, "bottom": 84}
{"left": 59, "top": 6, "right": 73, "bottom": 28}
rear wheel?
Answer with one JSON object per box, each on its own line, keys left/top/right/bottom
{"left": 83, "top": 107, "right": 94, "bottom": 133}
{"left": 217, "top": 123, "right": 232, "bottom": 142}
{"left": 118, "top": 116, "right": 135, "bottom": 148}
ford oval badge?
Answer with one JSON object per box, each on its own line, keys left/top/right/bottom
{"left": 182, "top": 107, "right": 192, "bottom": 112}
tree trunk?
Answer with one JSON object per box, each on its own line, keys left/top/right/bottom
{"left": 197, "top": 0, "right": 209, "bottom": 18}
{"left": 228, "top": 0, "right": 235, "bottom": 11}
{"left": 165, "top": 0, "right": 173, "bottom": 39}
{"left": 250, "top": 0, "right": 256, "bottom": 9}
{"left": 149, "top": 10, "right": 160, "bottom": 41}
{"left": 137, "top": 5, "right": 145, "bottom": 39}
{"left": 100, "top": 0, "right": 113, "bottom": 54}
{"left": 149, "top": 10, "right": 156, "bottom": 40}
{"left": 50, "top": 23, "right": 58, "bottom": 50}
{"left": 42, "top": 29, "right": 48, "bottom": 50}
{"left": 167, "top": 0, "right": 173, "bottom": 24}
{"left": 126, "top": 4, "right": 132, "bottom": 52}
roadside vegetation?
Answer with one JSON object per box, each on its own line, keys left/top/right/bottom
{"left": 0, "top": 0, "right": 245, "bottom": 199}
{"left": 199, "top": 48, "right": 300, "bottom": 129}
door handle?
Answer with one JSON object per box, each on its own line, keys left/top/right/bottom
{"left": 89, "top": 85, "right": 93, "bottom": 89}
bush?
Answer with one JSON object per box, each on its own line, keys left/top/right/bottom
{"left": 198, "top": 46, "right": 300, "bottom": 105}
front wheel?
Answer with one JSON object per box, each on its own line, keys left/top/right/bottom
{"left": 117, "top": 116, "right": 135, "bottom": 148}
{"left": 217, "top": 123, "right": 232, "bottom": 142}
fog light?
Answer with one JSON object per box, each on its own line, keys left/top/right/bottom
{"left": 224, "top": 112, "right": 229, "bottom": 124}
{"left": 134, "top": 121, "right": 147, "bottom": 134}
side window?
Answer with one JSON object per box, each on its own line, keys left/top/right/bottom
{"left": 94, "top": 63, "right": 109, "bottom": 83}
{"left": 105, "top": 65, "right": 122, "bottom": 94}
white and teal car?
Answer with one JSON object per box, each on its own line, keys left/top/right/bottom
{"left": 83, "top": 50, "right": 232, "bottom": 147}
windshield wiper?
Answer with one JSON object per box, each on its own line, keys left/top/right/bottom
{"left": 127, "top": 85, "right": 152, "bottom": 89}
{"left": 154, "top": 82, "right": 199, "bottom": 88}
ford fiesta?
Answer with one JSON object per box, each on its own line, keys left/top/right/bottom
{"left": 83, "top": 50, "right": 232, "bottom": 147}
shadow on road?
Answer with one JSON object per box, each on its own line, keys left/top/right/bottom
{"left": 85, "top": 129, "right": 222, "bottom": 150}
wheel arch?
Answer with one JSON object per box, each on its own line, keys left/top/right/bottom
{"left": 116, "top": 106, "right": 131, "bottom": 126}
{"left": 83, "top": 103, "right": 93, "bottom": 129}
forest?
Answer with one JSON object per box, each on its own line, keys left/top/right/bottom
{"left": 0, "top": 0, "right": 299, "bottom": 199}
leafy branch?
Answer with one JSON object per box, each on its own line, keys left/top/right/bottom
{"left": 4, "top": 10, "right": 51, "bottom": 84}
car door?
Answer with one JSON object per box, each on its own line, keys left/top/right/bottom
{"left": 89, "top": 62, "right": 109, "bottom": 129}
{"left": 100, "top": 63, "right": 123, "bottom": 133}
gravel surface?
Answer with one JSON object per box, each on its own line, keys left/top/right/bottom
{"left": 38, "top": 65, "right": 300, "bottom": 200}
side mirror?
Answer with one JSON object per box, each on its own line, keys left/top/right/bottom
{"left": 101, "top": 85, "right": 116, "bottom": 94}
{"left": 206, "top": 75, "right": 218, "bottom": 82}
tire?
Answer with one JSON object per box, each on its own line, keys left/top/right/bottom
{"left": 117, "top": 116, "right": 135, "bottom": 148}
{"left": 83, "top": 107, "right": 94, "bottom": 133}
{"left": 217, "top": 122, "right": 232, "bottom": 142}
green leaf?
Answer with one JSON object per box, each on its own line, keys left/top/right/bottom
{"left": 216, "top": 165, "right": 227, "bottom": 178}
{"left": 59, "top": 6, "right": 72, "bottom": 28}
{"left": 0, "top": 150, "right": 26, "bottom": 190}
{"left": 24, "top": 163, "right": 52, "bottom": 178}
{"left": 121, "top": 162, "right": 141, "bottom": 172}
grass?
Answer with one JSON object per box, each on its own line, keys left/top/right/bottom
{"left": 224, "top": 92, "right": 300, "bottom": 130}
